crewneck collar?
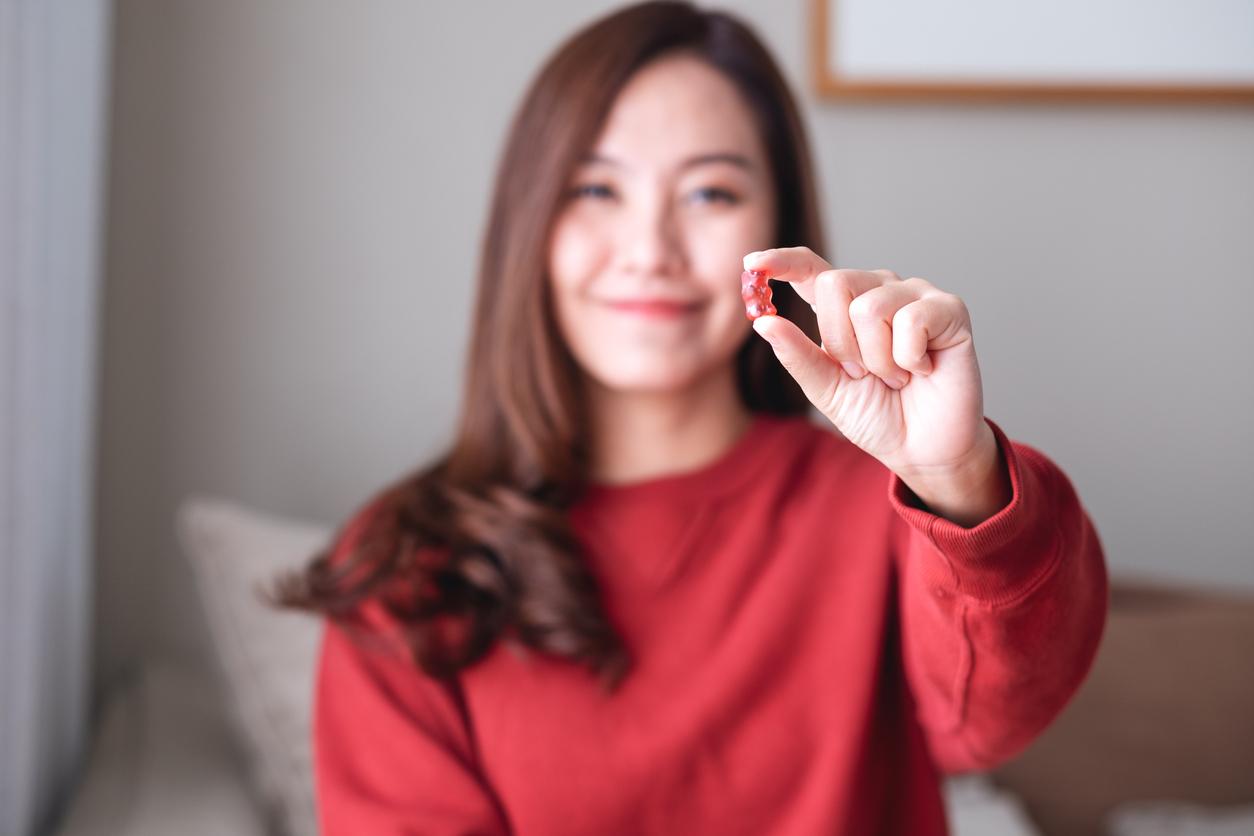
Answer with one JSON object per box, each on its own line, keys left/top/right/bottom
{"left": 577, "top": 412, "right": 800, "bottom": 507}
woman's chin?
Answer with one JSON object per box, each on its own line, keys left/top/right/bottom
{"left": 585, "top": 362, "right": 722, "bottom": 396}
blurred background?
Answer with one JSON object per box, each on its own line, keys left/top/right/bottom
{"left": 3, "top": 2, "right": 1252, "bottom": 835}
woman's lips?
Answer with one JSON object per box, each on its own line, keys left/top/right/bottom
{"left": 606, "top": 300, "right": 704, "bottom": 318}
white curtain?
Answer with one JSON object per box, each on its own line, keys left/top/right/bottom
{"left": 0, "top": 2, "right": 111, "bottom": 835}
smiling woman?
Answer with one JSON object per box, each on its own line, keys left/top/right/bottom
{"left": 548, "top": 53, "right": 775, "bottom": 417}
{"left": 547, "top": 50, "right": 788, "bottom": 483}
{"left": 265, "top": 3, "right": 1108, "bottom": 835}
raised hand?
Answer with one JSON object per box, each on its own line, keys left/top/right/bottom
{"left": 746, "top": 247, "right": 1011, "bottom": 527}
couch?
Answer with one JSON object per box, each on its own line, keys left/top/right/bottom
{"left": 51, "top": 496, "right": 1254, "bottom": 836}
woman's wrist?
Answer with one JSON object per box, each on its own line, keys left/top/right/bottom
{"left": 896, "top": 424, "right": 1012, "bottom": 529}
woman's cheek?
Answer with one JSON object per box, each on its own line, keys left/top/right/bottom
{"left": 698, "top": 207, "right": 769, "bottom": 265}
{"left": 552, "top": 205, "right": 617, "bottom": 280}
{"left": 688, "top": 220, "right": 768, "bottom": 307}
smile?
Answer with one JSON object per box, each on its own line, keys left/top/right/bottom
{"left": 605, "top": 300, "right": 704, "bottom": 319}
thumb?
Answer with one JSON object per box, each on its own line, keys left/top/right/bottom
{"left": 752, "top": 314, "right": 840, "bottom": 408}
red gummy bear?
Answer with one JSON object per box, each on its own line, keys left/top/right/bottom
{"left": 741, "top": 269, "right": 776, "bottom": 320}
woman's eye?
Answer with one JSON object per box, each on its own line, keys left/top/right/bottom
{"left": 570, "top": 183, "right": 615, "bottom": 200}
{"left": 687, "top": 186, "right": 740, "bottom": 205}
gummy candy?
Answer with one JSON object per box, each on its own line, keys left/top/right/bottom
{"left": 741, "top": 269, "right": 776, "bottom": 320}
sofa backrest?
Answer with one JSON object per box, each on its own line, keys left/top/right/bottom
{"left": 991, "top": 576, "right": 1254, "bottom": 836}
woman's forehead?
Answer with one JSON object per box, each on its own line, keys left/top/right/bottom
{"left": 588, "top": 54, "right": 765, "bottom": 172}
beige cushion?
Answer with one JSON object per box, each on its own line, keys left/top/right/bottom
{"left": 176, "top": 495, "right": 330, "bottom": 836}
{"left": 943, "top": 774, "right": 1041, "bottom": 836}
{"left": 1107, "top": 800, "right": 1254, "bottom": 836}
{"left": 990, "top": 576, "right": 1254, "bottom": 836}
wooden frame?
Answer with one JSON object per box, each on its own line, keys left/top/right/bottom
{"left": 811, "top": 0, "right": 1254, "bottom": 104}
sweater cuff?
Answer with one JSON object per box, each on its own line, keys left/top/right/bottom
{"left": 888, "top": 416, "right": 1061, "bottom": 605}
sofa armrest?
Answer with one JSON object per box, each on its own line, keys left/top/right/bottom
{"left": 52, "top": 658, "right": 272, "bottom": 836}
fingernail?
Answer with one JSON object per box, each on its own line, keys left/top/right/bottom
{"left": 841, "top": 361, "right": 865, "bottom": 378}
{"left": 887, "top": 374, "right": 909, "bottom": 390}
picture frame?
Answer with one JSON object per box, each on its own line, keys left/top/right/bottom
{"left": 811, "top": 0, "right": 1254, "bottom": 103}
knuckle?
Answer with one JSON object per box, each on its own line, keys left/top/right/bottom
{"left": 847, "top": 295, "right": 873, "bottom": 321}
{"left": 874, "top": 268, "right": 901, "bottom": 281}
{"left": 816, "top": 269, "right": 852, "bottom": 299}
{"left": 892, "top": 304, "right": 922, "bottom": 330}
{"left": 943, "top": 292, "right": 970, "bottom": 320}
{"left": 819, "top": 332, "right": 848, "bottom": 356}
{"left": 848, "top": 288, "right": 890, "bottom": 321}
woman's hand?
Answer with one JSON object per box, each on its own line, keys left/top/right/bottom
{"left": 746, "top": 246, "right": 1011, "bottom": 528}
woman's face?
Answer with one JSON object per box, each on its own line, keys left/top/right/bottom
{"left": 548, "top": 52, "right": 777, "bottom": 395}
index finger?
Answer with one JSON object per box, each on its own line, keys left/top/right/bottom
{"left": 743, "top": 246, "right": 833, "bottom": 306}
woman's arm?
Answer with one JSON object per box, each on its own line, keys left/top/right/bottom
{"left": 313, "top": 502, "right": 512, "bottom": 835}
{"left": 888, "top": 417, "right": 1109, "bottom": 775}
{"left": 315, "top": 618, "right": 513, "bottom": 835}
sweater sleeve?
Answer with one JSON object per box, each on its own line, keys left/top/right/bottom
{"left": 313, "top": 503, "right": 513, "bottom": 835}
{"left": 886, "top": 416, "right": 1109, "bottom": 775}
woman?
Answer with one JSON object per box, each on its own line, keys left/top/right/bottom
{"left": 270, "top": 3, "right": 1108, "bottom": 834}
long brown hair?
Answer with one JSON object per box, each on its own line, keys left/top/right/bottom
{"left": 266, "top": 0, "right": 826, "bottom": 693}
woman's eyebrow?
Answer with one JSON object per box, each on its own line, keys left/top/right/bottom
{"left": 678, "top": 152, "right": 754, "bottom": 171}
{"left": 578, "top": 151, "right": 755, "bottom": 171}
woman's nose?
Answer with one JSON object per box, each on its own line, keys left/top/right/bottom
{"left": 622, "top": 201, "right": 684, "bottom": 277}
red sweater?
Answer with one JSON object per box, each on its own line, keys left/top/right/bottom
{"left": 314, "top": 413, "right": 1108, "bottom": 835}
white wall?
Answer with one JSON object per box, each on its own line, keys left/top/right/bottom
{"left": 97, "top": 0, "right": 1254, "bottom": 707}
